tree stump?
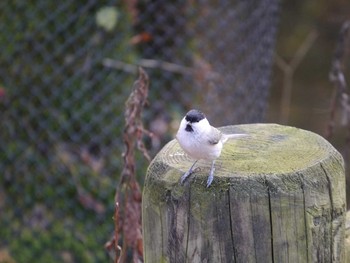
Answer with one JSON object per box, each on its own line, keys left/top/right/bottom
{"left": 142, "top": 124, "right": 346, "bottom": 263}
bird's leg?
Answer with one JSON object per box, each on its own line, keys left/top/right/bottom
{"left": 180, "top": 160, "right": 198, "bottom": 184}
{"left": 206, "top": 160, "right": 216, "bottom": 187}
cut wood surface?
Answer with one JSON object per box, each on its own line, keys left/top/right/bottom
{"left": 142, "top": 124, "right": 346, "bottom": 263}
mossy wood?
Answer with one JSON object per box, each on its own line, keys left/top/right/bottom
{"left": 142, "top": 124, "right": 346, "bottom": 263}
{"left": 345, "top": 211, "right": 350, "bottom": 262}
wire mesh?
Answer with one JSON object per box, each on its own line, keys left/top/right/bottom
{"left": 0, "top": 1, "right": 280, "bottom": 262}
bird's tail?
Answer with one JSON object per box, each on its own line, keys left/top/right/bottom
{"left": 222, "top": 133, "right": 248, "bottom": 143}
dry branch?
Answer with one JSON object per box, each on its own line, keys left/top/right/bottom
{"left": 102, "top": 58, "right": 222, "bottom": 83}
{"left": 106, "top": 68, "right": 152, "bottom": 263}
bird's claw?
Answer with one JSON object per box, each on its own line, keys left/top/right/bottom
{"left": 206, "top": 163, "right": 215, "bottom": 187}
{"left": 180, "top": 170, "right": 193, "bottom": 184}
{"left": 206, "top": 171, "right": 215, "bottom": 187}
{"left": 180, "top": 160, "right": 198, "bottom": 185}
{"left": 180, "top": 160, "right": 216, "bottom": 187}
{"left": 206, "top": 174, "right": 214, "bottom": 187}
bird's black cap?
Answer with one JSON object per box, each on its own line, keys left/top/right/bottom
{"left": 185, "top": 109, "right": 206, "bottom": 123}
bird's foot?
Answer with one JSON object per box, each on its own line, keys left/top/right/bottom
{"left": 180, "top": 170, "right": 193, "bottom": 184}
{"left": 206, "top": 161, "right": 216, "bottom": 187}
{"left": 206, "top": 172, "right": 214, "bottom": 187}
{"left": 180, "top": 160, "right": 198, "bottom": 185}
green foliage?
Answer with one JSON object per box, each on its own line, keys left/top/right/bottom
{"left": 0, "top": 141, "right": 117, "bottom": 262}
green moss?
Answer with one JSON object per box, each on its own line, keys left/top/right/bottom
{"left": 143, "top": 124, "right": 346, "bottom": 263}
{"left": 149, "top": 124, "right": 342, "bottom": 185}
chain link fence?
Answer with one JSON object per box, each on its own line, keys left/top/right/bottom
{"left": 0, "top": 1, "right": 280, "bottom": 262}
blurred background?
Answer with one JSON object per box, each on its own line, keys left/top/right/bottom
{"left": 0, "top": 0, "right": 350, "bottom": 262}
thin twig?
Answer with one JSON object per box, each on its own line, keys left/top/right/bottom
{"left": 275, "top": 30, "right": 319, "bottom": 124}
{"left": 103, "top": 58, "right": 193, "bottom": 75}
{"left": 102, "top": 57, "right": 222, "bottom": 82}
{"left": 114, "top": 202, "right": 121, "bottom": 263}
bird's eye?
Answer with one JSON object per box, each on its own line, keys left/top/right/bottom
{"left": 185, "top": 124, "right": 193, "bottom": 132}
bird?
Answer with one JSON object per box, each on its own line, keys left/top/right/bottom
{"left": 176, "top": 109, "right": 245, "bottom": 187}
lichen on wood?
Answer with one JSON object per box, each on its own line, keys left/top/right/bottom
{"left": 143, "top": 124, "right": 346, "bottom": 263}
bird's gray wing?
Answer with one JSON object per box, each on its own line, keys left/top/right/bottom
{"left": 207, "top": 127, "right": 222, "bottom": 145}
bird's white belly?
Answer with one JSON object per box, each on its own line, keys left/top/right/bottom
{"left": 177, "top": 134, "right": 222, "bottom": 161}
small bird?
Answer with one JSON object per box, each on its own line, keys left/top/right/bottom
{"left": 176, "top": 109, "right": 245, "bottom": 187}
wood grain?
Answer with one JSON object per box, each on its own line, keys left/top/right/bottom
{"left": 142, "top": 124, "right": 346, "bottom": 263}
